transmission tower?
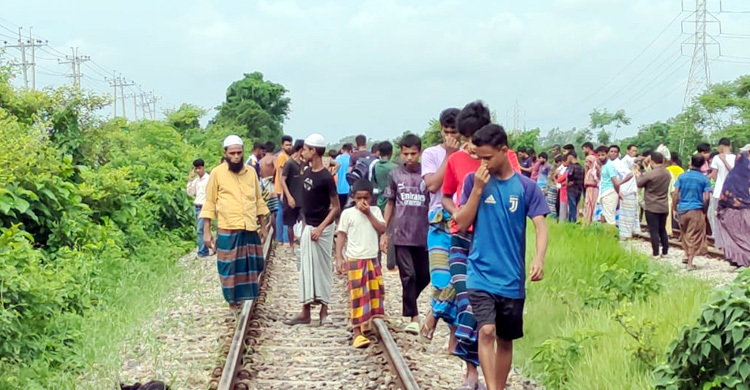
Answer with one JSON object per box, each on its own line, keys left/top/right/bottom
{"left": 680, "top": 0, "right": 721, "bottom": 153}
{"left": 3, "top": 27, "right": 46, "bottom": 90}
{"left": 58, "top": 47, "right": 90, "bottom": 89}
{"left": 682, "top": 0, "right": 720, "bottom": 108}
{"left": 509, "top": 100, "right": 526, "bottom": 133}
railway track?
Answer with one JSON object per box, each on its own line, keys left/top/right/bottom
{"left": 634, "top": 228, "right": 723, "bottom": 258}
{"left": 214, "top": 232, "right": 420, "bottom": 390}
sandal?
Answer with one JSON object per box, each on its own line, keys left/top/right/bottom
{"left": 404, "top": 322, "right": 420, "bottom": 335}
{"left": 353, "top": 334, "right": 371, "bottom": 349}
{"left": 283, "top": 316, "right": 311, "bottom": 326}
{"left": 319, "top": 316, "right": 333, "bottom": 326}
{"left": 455, "top": 381, "right": 477, "bottom": 390}
{"left": 420, "top": 321, "right": 435, "bottom": 341}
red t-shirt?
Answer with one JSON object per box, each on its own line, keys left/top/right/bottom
{"left": 508, "top": 149, "right": 521, "bottom": 174}
{"left": 442, "top": 150, "right": 482, "bottom": 233}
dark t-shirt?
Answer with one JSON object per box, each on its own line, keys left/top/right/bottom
{"left": 350, "top": 150, "right": 372, "bottom": 168}
{"left": 383, "top": 165, "right": 429, "bottom": 247}
{"left": 520, "top": 157, "right": 533, "bottom": 177}
{"left": 567, "top": 163, "right": 585, "bottom": 198}
{"left": 301, "top": 168, "right": 337, "bottom": 227}
{"left": 282, "top": 158, "right": 304, "bottom": 206}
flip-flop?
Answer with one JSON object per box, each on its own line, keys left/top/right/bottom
{"left": 420, "top": 321, "right": 435, "bottom": 341}
{"left": 319, "top": 316, "right": 333, "bottom": 326}
{"left": 283, "top": 316, "right": 311, "bottom": 326}
{"left": 353, "top": 334, "right": 371, "bottom": 348}
{"left": 455, "top": 381, "right": 476, "bottom": 390}
{"left": 404, "top": 322, "right": 420, "bottom": 335}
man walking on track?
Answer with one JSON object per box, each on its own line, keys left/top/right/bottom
{"left": 440, "top": 100, "right": 492, "bottom": 390}
{"left": 200, "top": 135, "right": 269, "bottom": 309}
{"left": 187, "top": 158, "right": 210, "bottom": 257}
{"left": 275, "top": 135, "right": 294, "bottom": 242}
{"left": 454, "top": 124, "right": 549, "bottom": 390}
{"left": 635, "top": 151, "right": 671, "bottom": 259}
{"left": 280, "top": 139, "right": 305, "bottom": 254}
{"left": 284, "top": 134, "right": 341, "bottom": 326}
{"left": 382, "top": 134, "right": 430, "bottom": 335}
{"left": 673, "top": 155, "right": 713, "bottom": 271}
{"left": 420, "top": 107, "right": 461, "bottom": 343}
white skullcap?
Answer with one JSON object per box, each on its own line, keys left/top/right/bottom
{"left": 304, "top": 133, "right": 326, "bottom": 148}
{"left": 223, "top": 135, "right": 244, "bottom": 148}
{"left": 656, "top": 144, "right": 671, "bottom": 161}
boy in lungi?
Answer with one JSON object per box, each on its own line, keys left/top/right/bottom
{"left": 335, "top": 179, "right": 387, "bottom": 348}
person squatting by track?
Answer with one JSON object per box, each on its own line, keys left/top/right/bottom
{"left": 284, "top": 133, "right": 341, "bottom": 326}
{"left": 199, "top": 135, "right": 269, "bottom": 310}
{"left": 335, "top": 179, "right": 387, "bottom": 349}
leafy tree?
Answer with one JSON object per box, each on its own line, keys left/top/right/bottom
{"left": 538, "top": 127, "right": 593, "bottom": 151}
{"left": 698, "top": 75, "right": 750, "bottom": 148}
{"left": 213, "top": 72, "right": 290, "bottom": 141}
{"left": 597, "top": 129, "right": 611, "bottom": 146}
{"left": 590, "top": 108, "right": 631, "bottom": 142}
{"left": 166, "top": 103, "right": 207, "bottom": 136}
{"left": 422, "top": 118, "right": 442, "bottom": 148}
{"left": 508, "top": 128, "right": 540, "bottom": 150}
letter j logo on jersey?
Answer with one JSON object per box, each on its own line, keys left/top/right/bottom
{"left": 509, "top": 195, "right": 519, "bottom": 212}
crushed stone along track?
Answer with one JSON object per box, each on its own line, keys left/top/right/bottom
{"left": 222, "top": 247, "right": 414, "bottom": 390}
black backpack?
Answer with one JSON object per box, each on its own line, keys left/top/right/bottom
{"left": 346, "top": 155, "right": 379, "bottom": 186}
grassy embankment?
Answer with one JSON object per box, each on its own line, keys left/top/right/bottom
{"left": 517, "top": 223, "right": 714, "bottom": 390}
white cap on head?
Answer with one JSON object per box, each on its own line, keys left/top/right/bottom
{"left": 304, "top": 133, "right": 326, "bottom": 148}
{"left": 223, "top": 135, "right": 244, "bottom": 148}
{"left": 740, "top": 144, "right": 750, "bottom": 152}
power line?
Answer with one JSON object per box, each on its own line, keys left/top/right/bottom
{"left": 567, "top": 11, "right": 685, "bottom": 111}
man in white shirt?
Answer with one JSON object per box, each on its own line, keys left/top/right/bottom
{"left": 709, "top": 138, "right": 736, "bottom": 248}
{"left": 612, "top": 145, "right": 639, "bottom": 240}
{"left": 187, "top": 158, "right": 211, "bottom": 257}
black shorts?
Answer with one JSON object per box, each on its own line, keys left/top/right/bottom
{"left": 282, "top": 203, "right": 301, "bottom": 227}
{"left": 468, "top": 289, "right": 524, "bottom": 341}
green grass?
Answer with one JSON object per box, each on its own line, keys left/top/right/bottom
{"left": 44, "top": 238, "right": 192, "bottom": 389}
{"left": 516, "top": 222, "right": 715, "bottom": 390}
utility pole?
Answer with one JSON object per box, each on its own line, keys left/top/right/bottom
{"left": 130, "top": 93, "right": 138, "bottom": 120}
{"left": 680, "top": 0, "right": 720, "bottom": 153}
{"left": 147, "top": 91, "right": 161, "bottom": 120}
{"left": 58, "top": 47, "right": 90, "bottom": 89}
{"left": 107, "top": 74, "right": 134, "bottom": 118}
{"left": 119, "top": 79, "right": 135, "bottom": 119}
{"left": 139, "top": 92, "right": 148, "bottom": 119}
{"left": 3, "top": 27, "right": 46, "bottom": 90}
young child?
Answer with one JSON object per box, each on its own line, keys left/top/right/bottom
{"left": 454, "top": 124, "right": 549, "bottom": 390}
{"left": 383, "top": 134, "right": 431, "bottom": 334}
{"left": 335, "top": 179, "right": 387, "bottom": 348}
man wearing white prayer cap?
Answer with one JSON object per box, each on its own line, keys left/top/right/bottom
{"left": 199, "top": 135, "right": 269, "bottom": 310}
{"left": 284, "top": 133, "right": 342, "bottom": 326}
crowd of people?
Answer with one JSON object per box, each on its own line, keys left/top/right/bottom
{"left": 183, "top": 100, "right": 749, "bottom": 390}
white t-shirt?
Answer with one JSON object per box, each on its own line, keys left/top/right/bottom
{"left": 711, "top": 154, "right": 736, "bottom": 198}
{"left": 616, "top": 156, "right": 637, "bottom": 195}
{"left": 337, "top": 206, "right": 384, "bottom": 259}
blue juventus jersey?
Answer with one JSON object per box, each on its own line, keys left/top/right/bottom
{"left": 460, "top": 172, "right": 549, "bottom": 298}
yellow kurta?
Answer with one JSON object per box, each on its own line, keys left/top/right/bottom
{"left": 199, "top": 163, "right": 269, "bottom": 231}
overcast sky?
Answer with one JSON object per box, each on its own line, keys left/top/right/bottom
{"left": 2, "top": 0, "right": 749, "bottom": 143}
